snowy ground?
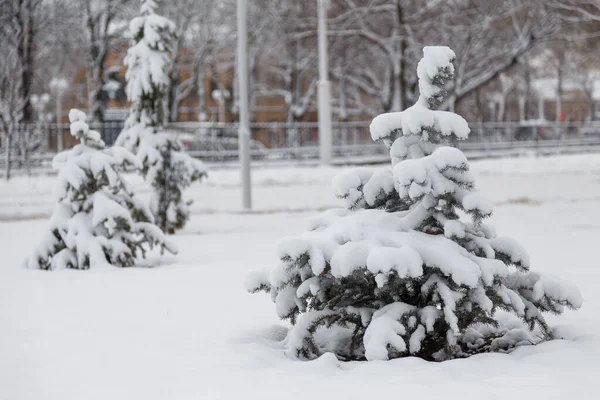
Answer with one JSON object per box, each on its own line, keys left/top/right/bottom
{"left": 1, "top": 153, "right": 600, "bottom": 399}
{"left": 2, "top": 153, "right": 600, "bottom": 220}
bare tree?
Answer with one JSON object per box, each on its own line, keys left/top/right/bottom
{"left": 163, "top": 0, "right": 231, "bottom": 122}
{"left": 0, "top": 0, "right": 43, "bottom": 123}
{"left": 308, "top": 0, "right": 562, "bottom": 116}
{"left": 258, "top": 6, "right": 316, "bottom": 121}
{"left": 0, "top": 0, "right": 45, "bottom": 179}
{"left": 547, "top": 0, "right": 600, "bottom": 22}
{"left": 573, "top": 51, "right": 600, "bottom": 121}
{"left": 80, "top": 0, "right": 131, "bottom": 122}
{"left": 0, "top": 52, "right": 26, "bottom": 180}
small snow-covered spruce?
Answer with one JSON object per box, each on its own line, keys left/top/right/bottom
{"left": 27, "top": 109, "right": 177, "bottom": 270}
{"left": 116, "top": 0, "right": 206, "bottom": 234}
{"left": 246, "top": 47, "right": 582, "bottom": 362}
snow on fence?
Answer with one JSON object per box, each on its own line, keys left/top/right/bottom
{"left": 2, "top": 121, "right": 600, "bottom": 173}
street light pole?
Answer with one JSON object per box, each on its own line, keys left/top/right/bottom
{"left": 50, "top": 78, "right": 67, "bottom": 152}
{"left": 317, "top": 0, "right": 332, "bottom": 165}
{"left": 237, "top": 0, "right": 252, "bottom": 210}
{"left": 56, "top": 92, "right": 63, "bottom": 151}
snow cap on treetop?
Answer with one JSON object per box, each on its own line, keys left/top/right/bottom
{"left": 141, "top": 0, "right": 159, "bottom": 16}
{"left": 369, "top": 46, "right": 469, "bottom": 145}
{"left": 68, "top": 108, "right": 103, "bottom": 146}
{"left": 417, "top": 46, "right": 455, "bottom": 109}
{"left": 68, "top": 108, "right": 87, "bottom": 124}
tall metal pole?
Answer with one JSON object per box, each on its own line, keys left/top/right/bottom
{"left": 56, "top": 92, "right": 63, "bottom": 152}
{"left": 237, "top": 0, "right": 252, "bottom": 209}
{"left": 50, "top": 78, "right": 66, "bottom": 152}
{"left": 317, "top": 0, "right": 332, "bottom": 164}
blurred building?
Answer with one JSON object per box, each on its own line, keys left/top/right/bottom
{"left": 532, "top": 75, "right": 600, "bottom": 122}
{"left": 54, "top": 42, "right": 600, "bottom": 149}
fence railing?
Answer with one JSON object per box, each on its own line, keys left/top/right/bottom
{"left": 2, "top": 120, "right": 600, "bottom": 173}
{"left": 168, "top": 120, "right": 600, "bottom": 146}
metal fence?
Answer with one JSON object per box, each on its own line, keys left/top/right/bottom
{"left": 172, "top": 120, "right": 600, "bottom": 162}
{"left": 0, "top": 120, "right": 125, "bottom": 175}
{"left": 2, "top": 120, "right": 600, "bottom": 174}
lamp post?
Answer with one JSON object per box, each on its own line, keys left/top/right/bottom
{"left": 237, "top": 0, "right": 252, "bottom": 210}
{"left": 317, "top": 0, "right": 332, "bottom": 164}
{"left": 50, "top": 78, "right": 68, "bottom": 152}
{"left": 25, "top": 94, "right": 51, "bottom": 174}
{"left": 211, "top": 89, "right": 230, "bottom": 123}
{"left": 30, "top": 93, "right": 50, "bottom": 121}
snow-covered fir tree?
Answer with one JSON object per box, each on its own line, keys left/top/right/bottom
{"left": 116, "top": 0, "right": 206, "bottom": 234}
{"left": 246, "top": 47, "right": 582, "bottom": 361}
{"left": 27, "top": 109, "right": 177, "bottom": 270}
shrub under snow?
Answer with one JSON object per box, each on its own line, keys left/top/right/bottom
{"left": 26, "top": 109, "right": 176, "bottom": 270}
{"left": 246, "top": 46, "right": 582, "bottom": 361}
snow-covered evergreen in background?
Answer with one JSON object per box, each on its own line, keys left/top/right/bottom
{"left": 246, "top": 47, "right": 582, "bottom": 362}
{"left": 116, "top": 0, "right": 206, "bottom": 234}
{"left": 27, "top": 109, "right": 176, "bottom": 270}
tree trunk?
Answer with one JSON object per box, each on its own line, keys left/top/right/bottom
{"left": 518, "top": 96, "right": 526, "bottom": 122}
{"left": 16, "top": 0, "right": 36, "bottom": 123}
{"left": 4, "top": 133, "right": 11, "bottom": 181}
{"left": 395, "top": 0, "right": 407, "bottom": 111}
{"left": 475, "top": 89, "right": 485, "bottom": 122}
{"left": 166, "top": 35, "right": 182, "bottom": 123}
{"left": 249, "top": 51, "right": 257, "bottom": 123}
{"left": 523, "top": 67, "right": 532, "bottom": 120}
{"left": 87, "top": 57, "right": 106, "bottom": 123}
{"left": 555, "top": 74, "right": 562, "bottom": 123}
{"left": 287, "top": 66, "right": 298, "bottom": 149}
{"left": 23, "top": 146, "right": 30, "bottom": 176}
{"left": 447, "top": 95, "right": 456, "bottom": 113}
{"left": 22, "top": 126, "right": 31, "bottom": 176}
{"left": 339, "top": 69, "right": 347, "bottom": 122}
{"left": 166, "top": 66, "right": 178, "bottom": 123}
{"left": 391, "top": 56, "right": 402, "bottom": 111}
{"left": 555, "top": 55, "right": 564, "bottom": 123}
{"left": 498, "top": 97, "right": 506, "bottom": 122}
{"left": 86, "top": 8, "right": 109, "bottom": 123}
{"left": 195, "top": 67, "right": 207, "bottom": 121}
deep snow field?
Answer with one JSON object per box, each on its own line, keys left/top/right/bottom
{"left": 2, "top": 153, "right": 600, "bottom": 399}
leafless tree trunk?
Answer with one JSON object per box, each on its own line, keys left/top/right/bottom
{"left": 0, "top": 0, "right": 42, "bottom": 179}
{"left": 1, "top": 0, "right": 41, "bottom": 124}
{"left": 82, "top": 0, "right": 130, "bottom": 122}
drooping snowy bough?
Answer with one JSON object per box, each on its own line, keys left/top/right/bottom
{"left": 246, "top": 47, "right": 582, "bottom": 361}
{"left": 116, "top": 0, "right": 206, "bottom": 234}
{"left": 27, "top": 109, "right": 177, "bottom": 270}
